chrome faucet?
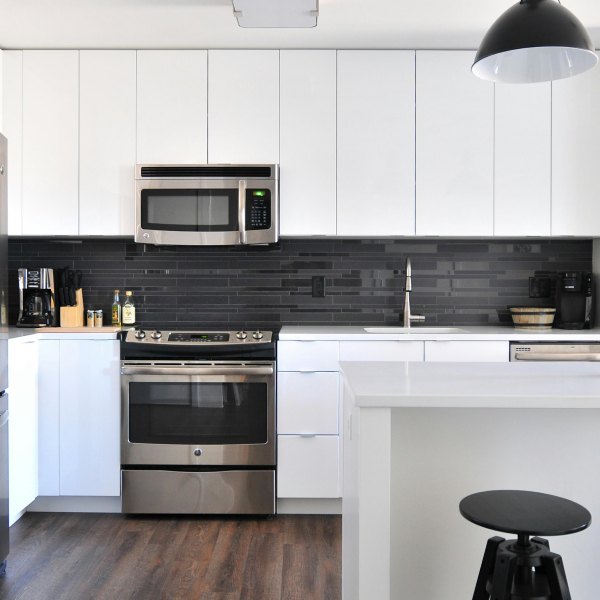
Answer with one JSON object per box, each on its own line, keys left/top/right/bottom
{"left": 403, "top": 257, "right": 425, "bottom": 328}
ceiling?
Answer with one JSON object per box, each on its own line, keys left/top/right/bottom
{"left": 0, "top": 0, "right": 599, "bottom": 51}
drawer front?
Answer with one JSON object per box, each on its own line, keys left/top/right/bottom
{"left": 339, "top": 341, "right": 424, "bottom": 361}
{"left": 277, "top": 341, "right": 339, "bottom": 371}
{"left": 277, "top": 435, "right": 339, "bottom": 498}
{"left": 278, "top": 372, "right": 339, "bottom": 435}
{"left": 425, "top": 341, "right": 509, "bottom": 362}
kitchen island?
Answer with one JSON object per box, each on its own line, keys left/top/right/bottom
{"left": 340, "top": 360, "right": 600, "bottom": 600}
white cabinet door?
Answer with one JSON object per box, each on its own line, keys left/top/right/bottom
{"left": 278, "top": 372, "right": 339, "bottom": 435}
{"left": 494, "top": 82, "right": 551, "bottom": 236}
{"left": 22, "top": 50, "right": 79, "bottom": 235}
{"left": 337, "top": 51, "right": 416, "bottom": 236}
{"left": 38, "top": 340, "right": 60, "bottom": 496}
{"left": 79, "top": 50, "right": 136, "bottom": 236}
{"left": 416, "top": 51, "right": 494, "bottom": 236}
{"left": 59, "top": 340, "right": 120, "bottom": 496}
{"left": 424, "top": 341, "right": 509, "bottom": 362}
{"left": 8, "top": 339, "right": 39, "bottom": 525}
{"left": 208, "top": 50, "right": 279, "bottom": 164}
{"left": 552, "top": 60, "right": 600, "bottom": 236}
{"left": 2, "top": 50, "right": 23, "bottom": 235}
{"left": 277, "top": 435, "right": 339, "bottom": 498}
{"left": 340, "top": 341, "right": 424, "bottom": 362}
{"left": 277, "top": 341, "right": 340, "bottom": 372}
{"left": 137, "top": 50, "right": 208, "bottom": 165}
{"left": 280, "top": 50, "right": 336, "bottom": 236}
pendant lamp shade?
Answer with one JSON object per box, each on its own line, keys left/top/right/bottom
{"left": 473, "top": 0, "right": 598, "bottom": 84}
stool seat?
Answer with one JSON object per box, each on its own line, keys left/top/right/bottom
{"left": 460, "top": 490, "right": 591, "bottom": 537}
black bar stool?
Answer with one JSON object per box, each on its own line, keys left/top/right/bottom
{"left": 460, "top": 490, "right": 591, "bottom": 600}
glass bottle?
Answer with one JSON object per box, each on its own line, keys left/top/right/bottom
{"left": 122, "top": 291, "right": 136, "bottom": 325}
{"left": 111, "top": 290, "right": 121, "bottom": 326}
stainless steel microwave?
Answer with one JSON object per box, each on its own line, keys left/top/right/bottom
{"left": 135, "top": 164, "right": 279, "bottom": 246}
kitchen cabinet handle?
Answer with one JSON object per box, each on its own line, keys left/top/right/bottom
{"left": 515, "top": 352, "right": 600, "bottom": 362}
{"left": 0, "top": 410, "right": 8, "bottom": 427}
{"left": 299, "top": 434, "right": 316, "bottom": 437}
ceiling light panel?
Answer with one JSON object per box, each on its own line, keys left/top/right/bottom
{"left": 232, "top": 0, "right": 319, "bottom": 28}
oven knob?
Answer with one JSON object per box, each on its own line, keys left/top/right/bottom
{"left": 252, "top": 331, "right": 264, "bottom": 340}
{"left": 236, "top": 331, "right": 248, "bottom": 340}
{"left": 151, "top": 330, "right": 162, "bottom": 339}
{"left": 134, "top": 330, "right": 146, "bottom": 339}
{"left": 194, "top": 449, "right": 202, "bottom": 456}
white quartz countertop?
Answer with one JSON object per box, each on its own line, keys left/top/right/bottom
{"left": 339, "top": 361, "right": 600, "bottom": 408}
{"left": 7, "top": 327, "right": 119, "bottom": 341}
{"left": 279, "top": 325, "right": 600, "bottom": 341}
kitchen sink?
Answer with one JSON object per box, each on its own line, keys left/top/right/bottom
{"left": 363, "top": 327, "right": 469, "bottom": 334}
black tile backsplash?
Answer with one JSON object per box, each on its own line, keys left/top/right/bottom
{"left": 8, "top": 238, "right": 592, "bottom": 330}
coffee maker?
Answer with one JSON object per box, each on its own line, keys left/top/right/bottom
{"left": 554, "top": 271, "right": 595, "bottom": 330}
{"left": 17, "top": 268, "right": 57, "bottom": 327}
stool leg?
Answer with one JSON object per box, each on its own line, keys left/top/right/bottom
{"left": 472, "top": 536, "right": 505, "bottom": 600}
{"left": 489, "top": 551, "right": 517, "bottom": 600}
{"left": 531, "top": 536, "right": 550, "bottom": 549}
{"left": 542, "top": 553, "right": 571, "bottom": 600}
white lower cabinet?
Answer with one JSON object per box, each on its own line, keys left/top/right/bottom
{"left": 8, "top": 338, "right": 39, "bottom": 525}
{"left": 340, "top": 341, "right": 424, "bottom": 362}
{"left": 424, "top": 341, "right": 509, "bottom": 362}
{"left": 38, "top": 339, "right": 121, "bottom": 497}
{"left": 277, "top": 436, "right": 339, "bottom": 498}
{"left": 277, "top": 372, "right": 339, "bottom": 435}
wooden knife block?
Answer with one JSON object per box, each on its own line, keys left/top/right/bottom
{"left": 60, "top": 289, "right": 84, "bottom": 327}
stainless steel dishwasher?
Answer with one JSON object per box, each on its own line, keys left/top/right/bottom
{"left": 510, "top": 343, "right": 600, "bottom": 362}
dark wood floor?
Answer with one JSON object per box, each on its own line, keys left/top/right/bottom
{"left": 0, "top": 513, "right": 341, "bottom": 600}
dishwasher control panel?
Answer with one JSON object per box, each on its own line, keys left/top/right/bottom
{"left": 510, "top": 343, "right": 600, "bottom": 362}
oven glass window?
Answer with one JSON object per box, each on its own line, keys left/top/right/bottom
{"left": 128, "top": 382, "right": 268, "bottom": 445}
{"left": 141, "top": 189, "right": 239, "bottom": 232}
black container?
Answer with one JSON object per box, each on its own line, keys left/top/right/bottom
{"left": 554, "top": 272, "right": 595, "bottom": 330}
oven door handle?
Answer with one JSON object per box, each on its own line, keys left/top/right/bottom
{"left": 121, "top": 365, "right": 274, "bottom": 376}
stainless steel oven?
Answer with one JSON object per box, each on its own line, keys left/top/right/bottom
{"left": 120, "top": 328, "right": 276, "bottom": 515}
{"left": 135, "top": 164, "right": 279, "bottom": 246}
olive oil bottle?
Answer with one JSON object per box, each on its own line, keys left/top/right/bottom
{"left": 122, "top": 291, "right": 136, "bottom": 325}
{"left": 111, "top": 290, "right": 121, "bottom": 326}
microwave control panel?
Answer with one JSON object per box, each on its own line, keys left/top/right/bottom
{"left": 246, "top": 190, "right": 272, "bottom": 230}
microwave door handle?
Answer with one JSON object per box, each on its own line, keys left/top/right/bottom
{"left": 239, "top": 180, "right": 247, "bottom": 245}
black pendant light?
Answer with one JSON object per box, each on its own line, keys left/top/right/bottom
{"left": 473, "top": 0, "right": 598, "bottom": 84}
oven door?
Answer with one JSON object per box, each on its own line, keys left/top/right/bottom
{"left": 121, "top": 362, "right": 276, "bottom": 467}
{"left": 135, "top": 178, "right": 278, "bottom": 246}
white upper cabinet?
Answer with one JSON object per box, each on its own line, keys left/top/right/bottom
{"left": 79, "top": 51, "right": 136, "bottom": 236}
{"left": 280, "top": 50, "right": 336, "bottom": 236}
{"left": 337, "top": 50, "right": 416, "bottom": 236}
{"left": 2, "top": 51, "right": 23, "bottom": 236}
{"left": 22, "top": 50, "right": 79, "bottom": 235}
{"left": 416, "top": 51, "right": 494, "bottom": 236}
{"left": 137, "top": 50, "right": 208, "bottom": 165}
{"left": 208, "top": 50, "right": 279, "bottom": 164}
{"left": 552, "top": 61, "right": 600, "bottom": 236}
{"left": 494, "top": 82, "right": 551, "bottom": 236}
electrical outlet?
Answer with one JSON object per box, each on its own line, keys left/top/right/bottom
{"left": 312, "top": 276, "right": 326, "bottom": 298}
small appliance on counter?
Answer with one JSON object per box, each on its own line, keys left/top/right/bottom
{"left": 17, "top": 268, "right": 57, "bottom": 327}
{"left": 555, "top": 272, "right": 595, "bottom": 330}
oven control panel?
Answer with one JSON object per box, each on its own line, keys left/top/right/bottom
{"left": 124, "top": 329, "right": 273, "bottom": 345}
{"left": 168, "top": 333, "right": 230, "bottom": 343}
